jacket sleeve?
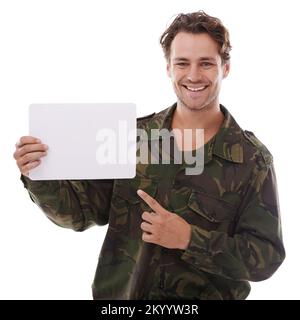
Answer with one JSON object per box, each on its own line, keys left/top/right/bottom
{"left": 21, "top": 175, "right": 114, "bottom": 231}
{"left": 179, "top": 162, "right": 285, "bottom": 282}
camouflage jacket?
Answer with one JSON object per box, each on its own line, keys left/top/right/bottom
{"left": 21, "top": 103, "right": 285, "bottom": 300}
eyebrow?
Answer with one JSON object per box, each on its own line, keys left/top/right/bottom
{"left": 173, "top": 57, "right": 216, "bottom": 62}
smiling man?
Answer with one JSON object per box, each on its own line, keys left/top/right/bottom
{"left": 168, "top": 32, "right": 228, "bottom": 112}
{"left": 15, "top": 10, "right": 285, "bottom": 299}
{"left": 165, "top": 20, "right": 230, "bottom": 149}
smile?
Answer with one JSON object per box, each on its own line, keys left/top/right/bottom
{"left": 183, "top": 85, "right": 208, "bottom": 92}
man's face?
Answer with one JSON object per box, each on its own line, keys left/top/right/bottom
{"left": 167, "top": 32, "right": 230, "bottom": 112}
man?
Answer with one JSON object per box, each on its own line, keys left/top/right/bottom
{"left": 14, "top": 11, "right": 285, "bottom": 299}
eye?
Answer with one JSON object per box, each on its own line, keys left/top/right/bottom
{"left": 175, "top": 62, "right": 188, "bottom": 67}
{"left": 201, "top": 62, "right": 213, "bottom": 68}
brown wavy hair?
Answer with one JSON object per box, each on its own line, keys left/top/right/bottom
{"left": 160, "top": 11, "right": 232, "bottom": 64}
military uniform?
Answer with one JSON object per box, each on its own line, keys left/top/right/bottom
{"left": 21, "top": 103, "right": 285, "bottom": 300}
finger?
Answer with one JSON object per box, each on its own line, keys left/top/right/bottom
{"left": 17, "top": 136, "right": 41, "bottom": 148}
{"left": 18, "top": 151, "right": 47, "bottom": 166}
{"left": 140, "top": 221, "right": 154, "bottom": 234}
{"left": 142, "top": 232, "right": 154, "bottom": 243}
{"left": 141, "top": 211, "right": 156, "bottom": 224}
{"left": 17, "top": 143, "right": 48, "bottom": 158}
{"left": 137, "top": 189, "right": 165, "bottom": 214}
{"left": 21, "top": 160, "right": 41, "bottom": 175}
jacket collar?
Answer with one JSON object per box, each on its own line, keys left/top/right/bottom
{"left": 146, "top": 102, "right": 244, "bottom": 164}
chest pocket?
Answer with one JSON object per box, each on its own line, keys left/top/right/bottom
{"left": 186, "top": 190, "right": 236, "bottom": 232}
{"left": 109, "top": 178, "right": 158, "bottom": 236}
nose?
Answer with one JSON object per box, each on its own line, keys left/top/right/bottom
{"left": 187, "top": 65, "right": 202, "bottom": 82}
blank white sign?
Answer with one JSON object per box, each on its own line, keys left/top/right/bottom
{"left": 28, "top": 103, "right": 136, "bottom": 180}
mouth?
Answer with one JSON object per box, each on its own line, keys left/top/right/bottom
{"left": 182, "top": 85, "right": 208, "bottom": 92}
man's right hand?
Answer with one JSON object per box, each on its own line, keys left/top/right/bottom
{"left": 13, "top": 136, "right": 48, "bottom": 177}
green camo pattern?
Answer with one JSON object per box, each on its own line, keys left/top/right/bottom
{"left": 21, "top": 103, "right": 285, "bottom": 300}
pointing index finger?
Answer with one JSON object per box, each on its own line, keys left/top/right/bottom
{"left": 137, "top": 189, "right": 162, "bottom": 214}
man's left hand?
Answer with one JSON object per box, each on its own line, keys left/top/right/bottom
{"left": 137, "top": 189, "right": 191, "bottom": 250}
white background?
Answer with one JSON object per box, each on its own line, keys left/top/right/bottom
{"left": 0, "top": 0, "right": 299, "bottom": 299}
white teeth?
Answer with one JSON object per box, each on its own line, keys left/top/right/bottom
{"left": 186, "top": 86, "right": 206, "bottom": 92}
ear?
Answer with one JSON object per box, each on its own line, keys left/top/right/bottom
{"left": 222, "top": 61, "right": 230, "bottom": 79}
{"left": 166, "top": 62, "right": 171, "bottom": 78}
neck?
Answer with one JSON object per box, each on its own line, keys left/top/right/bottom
{"left": 171, "top": 101, "right": 224, "bottom": 131}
